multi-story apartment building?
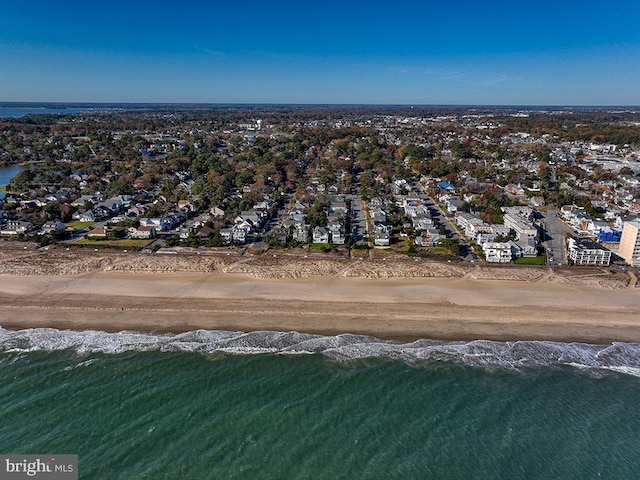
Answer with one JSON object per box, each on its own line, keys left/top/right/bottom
{"left": 567, "top": 237, "right": 611, "bottom": 266}
{"left": 618, "top": 221, "right": 640, "bottom": 266}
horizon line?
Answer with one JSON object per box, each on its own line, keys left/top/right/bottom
{"left": 2, "top": 101, "right": 640, "bottom": 109}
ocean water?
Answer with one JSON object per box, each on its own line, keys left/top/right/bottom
{"left": 1, "top": 328, "right": 640, "bottom": 479}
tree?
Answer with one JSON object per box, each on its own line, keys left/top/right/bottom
{"left": 440, "top": 238, "right": 460, "bottom": 256}
{"left": 235, "top": 170, "right": 254, "bottom": 189}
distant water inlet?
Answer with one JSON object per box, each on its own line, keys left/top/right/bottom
{"left": 0, "top": 164, "right": 22, "bottom": 199}
{"left": 0, "top": 107, "right": 93, "bottom": 118}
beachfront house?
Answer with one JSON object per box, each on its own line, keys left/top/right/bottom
{"left": 374, "top": 224, "right": 392, "bottom": 246}
{"left": 329, "top": 224, "right": 346, "bottom": 245}
{"left": 415, "top": 229, "right": 443, "bottom": 247}
{"left": 293, "top": 223, "right": 310, "bottom": 243}
{"left": 0, "top": 221, "right": 34, "bottom": 236}
{"left": 313, "top": 226, "right": 329, "bottom": 244}
{"left": 482, "top": 242, "right": 512, "bottom": 263}
{"left": 129, "top": 225, "right": 156, "bottom": 239}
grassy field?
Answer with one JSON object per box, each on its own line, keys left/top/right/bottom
{"left": 65, "top": 220, "right": 95, "bottom": 230}
{"left": 71, "top": 238, "right": 154, "bottom": 248}
{"left": 515, "top": 255, "right": 547, "bottom": 265}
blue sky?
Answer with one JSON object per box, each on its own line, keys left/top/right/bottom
{"left": 1, "top": 0, "right": 639, "bottom": 104}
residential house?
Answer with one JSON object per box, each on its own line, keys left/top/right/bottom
{"left": 370, "top": 208, "right": 387, "bottom": 225}
{"left": 126, "top": 204, "right": 147, "bottom": 219}
{"left": 40, "top": 221, "right": 67, "bottom": 235}
{"left": 177, "top": 200, "right": 193, "bottom": 211}
{"left": 586, "top": 219, "right": 609, "bottom": 235}
{"left": 196, "top": 226, "right": 215, "bottom": 240}
{"left": 313, "top": 226, "right": 330, "bottom": 244}
{"left": 129, "top": 225, "right": 156, "bottom": 239}
{"left": 412, "top": 214, "right": 434, "bottom": 232}
{"left": 374, "top": 224, "right": 392, "bottom": 246}
{"left": 235, "top": 210, "right": 261, "bottom": 229}
{"left": 509, "top": 239, "right": 537, "bottom": 258}
{"left": 560, "top": 205, "right": 587, "bottom": 229}
{"left": 78, "top": 210, "right": 96, "bottom": 223}
{"left": 446, "top": 197, "right": 464, "bottom": 214}
{"left": 140, "top": 218, "right": 170, "bottom": 231}
{"left": 529, "top": 196, "right": 545, "bottom": 207}
{"left": 232, "top": 224, "right": 249, "bottom": 244}
{"left": 0, "top": 221, "right": 34, "bottom": 236}
{"left": 504, "top": 184, "right": 525, "bottom": 196}
{"left": 482, "top": 242, "right": 512, "bottom": 263}
{"left": 269, "top": 226, "right": 290, "bottom": 246}
{"left": 437, "top": 181, "right": 456, "bottom": 193}
{"left": 71, "top": 194, "right": 101, "bottom": 208}
{"left": 210, "top": 206, "right": 226, "bottom": 218}
{"left": 86, "top": 227, "right": 107, "bottom": 238}
{"left": 177, "top": 227, "right": 193, "bottom": 239}
{"left": 404, "top": 202, "right": 430, "bottom": 218}
{"left": 415, "top": 229, "right": 444, "bottom": 247}
{"left": 100, "top": 197, "right": 124, "bottom": 212}
{"left": 329, "top": 198, "right": 348, "bottom": 215}
{"left": 328, "top": 224, "right": 346, "bottom": 245}
{"left": 293, "top": 223, "right": 310, "bottom": 243}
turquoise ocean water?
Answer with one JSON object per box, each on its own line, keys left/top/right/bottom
{"left": 1, "top": 328, "right": 640, "bottom": 479}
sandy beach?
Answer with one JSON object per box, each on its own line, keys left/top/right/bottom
{"left": 0, "top": 245, "right": 638, "bottom": 343}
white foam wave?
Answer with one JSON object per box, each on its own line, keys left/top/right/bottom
{"left": 2, "top": 326, "right": 640, "bottom": 376}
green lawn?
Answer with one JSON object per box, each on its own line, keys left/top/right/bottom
{"left": 515, "top": 255, "right": 547, "bottom": 265}
{"left": 72, "top": 238, "right": 154, "bottom": 248}
{"left": 65, "top": 220, "right": 95, "bottom": 230}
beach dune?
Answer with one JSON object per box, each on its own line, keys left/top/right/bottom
{"left": 1, "top": 254, "right": 638, "bottom": 343}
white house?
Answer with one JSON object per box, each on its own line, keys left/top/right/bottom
{"left": 567, "top": 237, "right": 611, "bottom": 266}
{"left": 78, "top": 211, "right": 96, "bottom": 223}
{"left": 232, "top": 224, "right": 249, "bottom": 244}
{"left": 482, "top": 242, "right": 512, "bottom": 263}
{"left": 313, "top": 226, "right": 329, "bottom": 244}
{"left": 129, "top": 225, "right": 156, "bottom": 239}
{"left": 293, "top": 223, "right": 309, "bottom": 243}
{"left": 374, "top": 224, "right": 392, "bottom": 246}
{"left": 1, "top": 221, "right": 34, "bottom": 236}
{"left": 140, "top": 218, "right": 170, "bottom": 231}
{"left": 329, "top": 224, "right": 346, "bottom": 245}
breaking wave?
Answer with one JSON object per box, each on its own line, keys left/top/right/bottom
{"left": 1, "top": 327, "right": 640, "bottom": 376}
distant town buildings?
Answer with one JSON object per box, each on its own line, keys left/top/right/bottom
{"left": 1, "top": 106, "right": 639, "bottom": 271}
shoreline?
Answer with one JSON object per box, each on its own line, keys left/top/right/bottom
{"left": 1, "top": 266, "right": 639, "bottom": 344}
